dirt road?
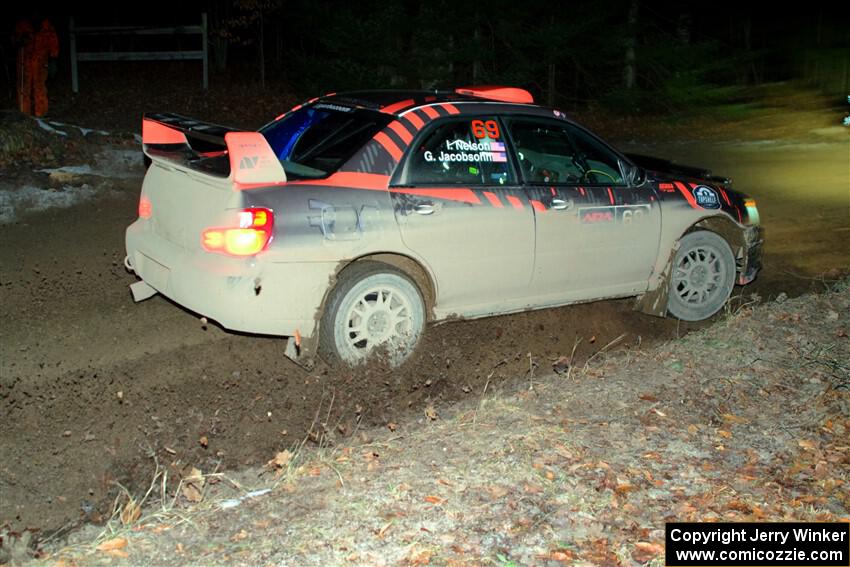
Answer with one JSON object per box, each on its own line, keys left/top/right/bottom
{"left": 1, "top": 131, "right": 847, "bottom": 537}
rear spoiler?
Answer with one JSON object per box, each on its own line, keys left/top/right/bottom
{"left": 142, "top": 113, "right": 286, "bottom": 188}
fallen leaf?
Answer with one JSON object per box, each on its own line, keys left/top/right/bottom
{"left": 387, "top": 422, "right": 398, "bottom": 432}
{"left": 230, "top": 529, "right": 249, "bottom": 542}
{"left": 120, "top": 499, "right": 141, "bottom": 526}
{"left": 199, "top": 436, "right": 208, "bottom": 448}
{"left": 632, "top": 541, "right": 664, "bottom": 562}
{"left": 639, "top": 393, "right": 658, "bottom": 402}
{"left": 424, "top": 405, "right": 438, "bottom": 420}
{"left": 545, "top": 549, "right": 575, "bottom": 562}
{"left": 96, "top": 537, "right": 128, "bottom": 552}
{"left": 181, "top": 467, "right": 205, "bottom": 502}
{"left": 486, "top": 485, "right": 509, "bottom": 499}
{"left": 266, "top": 450, "right": 293, "bottom": 475}
{"left": 718, "top": 430, "right": 733, "bottom": 439}
{"left": 182, "top": 484, "right": 203, "bottom": 503}
{"left": 798, "top": 439, "right": 818, "bottom": 451}
{"left": 423, "top": 495, "right": 446, "bottom": 505}
{"left": 721, "top": 413, "right": 750, "bottom": 424}
{"left": 377, "top": 521, "right": 393, "bottom": 538}
{"left": 552, "top": 356, "right": 570, "bottom": 374}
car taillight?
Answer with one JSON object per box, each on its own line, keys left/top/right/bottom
{"left": 138, "top": 195, "right": 152, "bottom": 219}
{"left": 202, "top": 207, "right": 274, "bottom": 256}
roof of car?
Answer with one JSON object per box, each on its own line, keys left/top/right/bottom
{"left": 320, "top": 86, "right": 538, "bottom": 115}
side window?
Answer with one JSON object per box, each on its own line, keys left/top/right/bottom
{"left": 405, "top": 118, "right": 514, "bottom": 185}
{"left": 507, "top": 119, "right": 584, "bottom": 184}
{"left": 564, "top": 124, "right": 624, "bottom": 185}
{"left": 506, "top": 119, "right": 625, "bottom": 186}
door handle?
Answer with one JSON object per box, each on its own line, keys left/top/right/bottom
{"left": 413, "top": 204, "right": 436, "bottom": 215}
{"left": 551, "top": 198, "right": 573, "bottom": 211}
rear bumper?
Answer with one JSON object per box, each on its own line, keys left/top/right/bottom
{"left": 125, "top": 219, "right": 335, "bottom": 341}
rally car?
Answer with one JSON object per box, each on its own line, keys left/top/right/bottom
{"left": 125, "top": 85, "right": 762, "bottom": 367}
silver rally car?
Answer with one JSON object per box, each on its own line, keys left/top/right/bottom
{"left": 125, "top": 86, "right": 763, "bottom": 367}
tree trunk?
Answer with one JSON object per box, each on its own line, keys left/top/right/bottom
{"left": 624, "top": 0, "right": 638, "bottom": 90}
{"left": 259, "top": 13, "right": 265, "bottom": 89}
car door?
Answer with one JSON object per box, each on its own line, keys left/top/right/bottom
{"left": 389, "top": 116, "right": 535, "bottom": 318}
{"left": 504, "top": 117, "right": 661, "bottom": 301}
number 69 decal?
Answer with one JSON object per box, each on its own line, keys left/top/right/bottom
{"left": 471, "top": 119, "right": 500, "bottom": 139}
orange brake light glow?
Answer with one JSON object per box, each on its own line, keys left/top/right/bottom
{"left": 202, "top": 208, "right": 274, "bottom": 256}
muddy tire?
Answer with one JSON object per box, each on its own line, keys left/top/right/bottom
{"left": 319, "top": 261, "right": 425, "bottom": 367}
{"left": 667, "top": 231, "right": 736, "bottom": 321}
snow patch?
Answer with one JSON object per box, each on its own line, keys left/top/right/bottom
{"left": 35, "top": 119, "right": 68, "bottom": 137}
{"left": 0, "top": 185, "right": 96, "bottom": 224}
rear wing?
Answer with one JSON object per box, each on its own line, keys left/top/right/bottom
{"left": 142, "top": 113, "right": 286, "bottom": 188}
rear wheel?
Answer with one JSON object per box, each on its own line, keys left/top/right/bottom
{"left": 319, "top": 262, "right": 425, "bottom": 366}
{"left": 667, "top": 231, "right": 736, "bottom": 321}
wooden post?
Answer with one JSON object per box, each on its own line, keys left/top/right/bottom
{"left": 202, "top": 13, "right": 209, "bottom": 90}
{"left": 70, "top": 17, "right": 79, "bottom": 93}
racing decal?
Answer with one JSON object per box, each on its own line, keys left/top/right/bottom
{"left": 579, "top": 204, "right": 651, "bottom": 225}
{"left": 530, "top": 199, "right": 546, "bottom": 212}
{"left": 225, "top": 132, "right": 287, "bottom": 189}
{"left": 372, "top": 131, "right": 403, "bottom": 162}
{"left": 290, "top": 172, "right": 390, "bottom": 190}
{"left": 307, "top": 198, "right": 380, "bottom": 241}
{"left": 606, "top": 187, "right": 615, "bottom": 205}
{"left": 580, "top": 208, "right": 615, "bottom": 224}
{"left": 388, "top": 120, "right": 414, "bottom": 144}
{"left": 673, "top": 181, "right": 699, "bottom": 209}
{"left": 313, "top": 102, "right": 354, "bottom": 113}
{"left": 425, "top": 139, "right": 507, "bottom": 164}
{"left": 380, "top": 98, "right": 416, "bottom": 114}
{"left": 142, "top": 118, "right": 187, "bottom": 145}
{"left": 420, "top": 106, "right": 440, "bottom": 120}
{"left": 657, "top": 182, "right": 676, "bottom": 192}
{"left": 718, "top": 187, "right": 732, "bottom": 206}
{"left": 391, "top": 187, "right": 481, "bottom": 205}
{"left": 482, "top": 191, "right": 504, "bottom": 208}
{"left": 692, "top": 185, "right": 721, "bottom": 209}
{"left": 436, "top": 103, "right": 461, "bottom": 115}
{"left": 404, "top": 112, "right": 425, "bottom": 130}
{"left": 505, "top": 195, "right": 524, "bottom": 210}
{"left": 471, "top": 119, "right": 500, "bottom": 139}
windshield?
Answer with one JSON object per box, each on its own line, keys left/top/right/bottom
{"left": 260, "top": 104, "right": 391, "bottom": 180}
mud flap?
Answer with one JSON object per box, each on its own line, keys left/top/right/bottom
{"left": 634, "top": 247, "right": 676, "bottom": 317}
{"left": 284, "top": 337, "right": 315, "bottom": 371}
{"left": 130, "top": 280, "right": 158, "bottom": 302}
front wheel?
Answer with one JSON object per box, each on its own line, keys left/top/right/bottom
{"left": 319, "top": 262, "right": 425, "bottom": 366}
{"left": 667, "top": 231, "right": 736, "bottom": 321}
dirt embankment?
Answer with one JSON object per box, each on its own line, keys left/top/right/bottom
{"left": 0, "top": 84, "right": 847, "bottom": 562}
{"left": 17, "top": 279, "right": 848, "bottom": 566}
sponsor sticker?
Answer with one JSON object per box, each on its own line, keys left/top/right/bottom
{"left": 579, "top": 204, "right": 650, "bottom": 225}
{"left": 693, "top": 185, "right": 721, "bottom": 209}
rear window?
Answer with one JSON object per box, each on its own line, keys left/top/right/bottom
{"left": 260, "top": 104, "right": 391, "bottom": 180}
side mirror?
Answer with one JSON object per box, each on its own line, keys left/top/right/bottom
{"left": 623, "top": 161, "right": 646, "bottom": 187}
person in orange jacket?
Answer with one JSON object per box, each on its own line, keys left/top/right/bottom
{"left": 14, "top": 17, "right": 59, "bottom": 117}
